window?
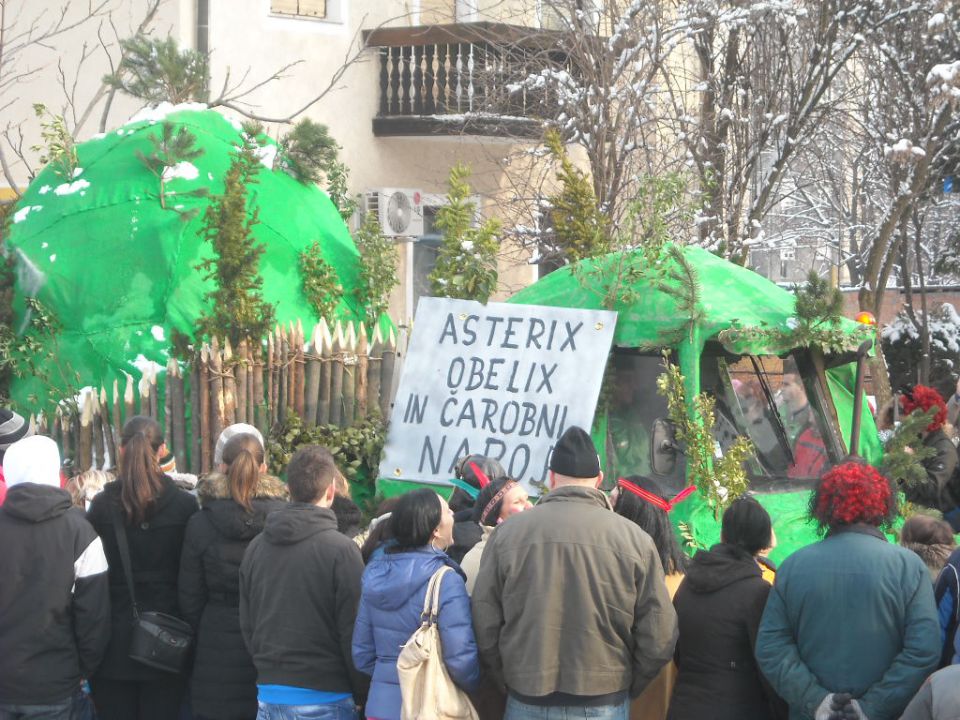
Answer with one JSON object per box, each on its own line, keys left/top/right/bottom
{"left": 703, "top": 353, "right": 840, "bottom": 488}
{"left": 270, "top": 0, "right": 334, "bottom": 20}
{"left": 412, "top": 207, "right": 444, "bottom": 308}
{"left": 196, "top": 0, "right": 209, "bottom": 55}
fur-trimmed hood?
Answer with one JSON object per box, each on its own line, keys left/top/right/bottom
{"left": 196, "top": 472, "right": 289, "bottom": 504}
{"left": 903, "top": 541, "right": 955, "bottom": 580}
{"left": 195, "top": 472, "right": 289, "bottom": 541}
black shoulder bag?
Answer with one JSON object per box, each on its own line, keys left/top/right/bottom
{"left": 112, "top": 506, "right": 193, "bottom": 674}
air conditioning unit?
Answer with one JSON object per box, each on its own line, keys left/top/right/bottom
{"left": 365, "top": 188, "right": 424, "bottom": 237}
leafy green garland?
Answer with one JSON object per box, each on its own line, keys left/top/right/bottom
{"left": 656, "top": 357, "right": 754, "bottom": 518}
{"left": 718, "top": 270, "right": 872, "bottom": 354}
{"left": 266, "top": 411, "right": 387, "bottom": 513}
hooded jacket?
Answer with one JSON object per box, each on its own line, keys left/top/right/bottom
{"left": 0, "top": 483, "right": 111, "bottom": 703}
{"left": 87, "top": 476, "right": 199, "bottom": 681}
{"left": 178, "top": 473, "right": 288, "bottom": 720}
{"left": 352, "top": 547, "right": 481, "bottom": 720}
{"left": 471, "top": 485, "right": 678, "bottom": 701}
{"left": 670, "top": 543, "right": 784, "bottom": 720}
{"left": 756, "top": 526, "right": 940, "bottom": 720}
{"left": 239, "top": 501, "right": 368, "bottom": 700}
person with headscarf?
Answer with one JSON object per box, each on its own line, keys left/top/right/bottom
{"left": 611, "top": 476, "right": 688, "bottom": 720}
{"left": 459, "top": 476, "right": 531, "bottom": 594}
{"left": 447, "top": 454, "right": 507, "bottom": 564}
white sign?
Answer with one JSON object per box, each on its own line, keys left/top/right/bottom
{"left": 380, "top": 297, "right": 617, "bottom": 492}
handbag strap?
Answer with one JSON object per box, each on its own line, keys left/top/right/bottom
{"left": 420, "top": 566, "right": 452, "bottom": 625}
{"left": 111, "top": 504, "right": 140, "bottom": 619}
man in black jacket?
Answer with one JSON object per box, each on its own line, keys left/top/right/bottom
{"left": 0, "top": 435, "right": 111, "bottom": 719}
{"left": 240, "top": 445, "right": 368, "bottom": 719}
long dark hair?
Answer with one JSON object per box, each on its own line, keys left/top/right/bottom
{"left": 119, "top": 416, "right": 167, "bottom": 525}
{"left": 222, "top": 433, "right": 264, "bottom": 512}
{"left": 613, "top": 475, "right": 687, "bottom": 575}
{"left": 390, "top": 489, "right": 442, "bottom": 551}
{"left": 361, "top": 497, "right": 400, "bottom": 563}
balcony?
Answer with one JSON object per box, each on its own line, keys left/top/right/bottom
{"left": 363, "top": 22, "right": 567, "bottom": 139}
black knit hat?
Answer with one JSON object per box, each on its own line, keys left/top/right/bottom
{"left": 0, "top": 409, "right": 31, "bottom": 456}
{"left": 549, "top": 426, "right": 600, "bottom": 479}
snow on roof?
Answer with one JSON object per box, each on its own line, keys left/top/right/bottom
{"left": 54, "top": 179, "right": 91, "bottom": 196}
{"left": 125, "top": 101, "right": 209, "bottom": 127}
{"left": 161, "top": 161, "right": 200, "bottom": 181}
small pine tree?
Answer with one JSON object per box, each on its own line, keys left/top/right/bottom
{"left": 107, "top": 35, "right": 209, "bottom": 104}
{"left": 880, "top": 406, "right": 938, "bottom": 495}
{"left": 31, "top": 104, "right": 78, "bottom": 179}
{"left": 299, "top": 241, "right": 342, "bottom": 320}
{"left": 278, "top": 119, "right": 356, "bottom": 221}
{"left": 544, "top": 128, "right": 610, "bottom": 263}
{"left": 194, "top": 133, "right": 275, "bottom": 345}
{"left": 137, "top": 121, "right": 208, "bottom": 217}
{"left": 429, "top": 164, "right": 500, "bottom": 303}
{"left": 353, "top": 215, "right": 398, "bottom": 326}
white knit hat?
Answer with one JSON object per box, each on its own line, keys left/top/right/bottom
{"left": 214, "top": 423, "right": 264, "bottom": 466}
{"left": 3, "top": 435, "right": 61, "bottom": 488}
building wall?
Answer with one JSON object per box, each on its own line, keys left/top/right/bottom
{"left": 0, "top": 0, "right": 186, "bottom": 191}
{"left": 4, "top": 0, "right": 548, "bottom": 325}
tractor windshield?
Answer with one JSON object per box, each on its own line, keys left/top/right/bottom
{"left": 702, "top": 353, "right": 840, "bottom": 490}
{"left": 606, "top": 350, "right": 841, "bottom": 497}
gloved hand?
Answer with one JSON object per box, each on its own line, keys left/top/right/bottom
{"left": 816, "top": 693, "right": 868, "bottom": 720}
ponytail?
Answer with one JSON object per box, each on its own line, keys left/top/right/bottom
{"left": 222, "top": 433, "right": 264, "bottom": 513}
{"left": 119, "top": 416, "right": 166, "bottom": 525}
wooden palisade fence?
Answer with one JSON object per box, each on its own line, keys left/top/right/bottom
{"left": 33, "top": 318, "right": 400, "bottom": 476}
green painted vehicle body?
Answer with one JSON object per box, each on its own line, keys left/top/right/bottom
{"left": 503, "top": 245, "right": 880, "bottom": 560}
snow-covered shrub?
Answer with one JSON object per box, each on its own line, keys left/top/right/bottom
{"left": 882, "top": 303, "right": 960, "bottom": 397}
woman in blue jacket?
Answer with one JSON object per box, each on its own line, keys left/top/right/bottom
{"left": 353, "top": 488, "right": 481, "bottom": 720}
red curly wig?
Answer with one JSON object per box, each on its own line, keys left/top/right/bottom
{"left": 899, "top": 385, "right": 948, "bottom": 433}
{"left": 810, "top": 461, "right": 897, "bottom": 532}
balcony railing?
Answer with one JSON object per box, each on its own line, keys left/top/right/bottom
{"left": 363, "top": 22, "right": 567, "bottom": 139}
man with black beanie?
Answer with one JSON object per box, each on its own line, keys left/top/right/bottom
{"left": 471, "top": 426, "right": 678, "bottom": 720}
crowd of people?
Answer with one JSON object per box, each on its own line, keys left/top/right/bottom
{"left": 1, "top": 395, "right": 960, "bottom": 720}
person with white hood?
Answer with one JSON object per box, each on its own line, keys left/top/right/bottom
{"left": 0, "top": 435, "right": 111, "bottom": 719}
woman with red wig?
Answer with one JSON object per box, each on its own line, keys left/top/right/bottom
{"left": 899, "top": 385, "right": 960, "bottom": 530}
{"left": 755, "top": 461, "right": 940, "bottom": 720}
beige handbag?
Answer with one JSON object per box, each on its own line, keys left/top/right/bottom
{"left": 397, "top": 566, "right": 479, "bottom": 720}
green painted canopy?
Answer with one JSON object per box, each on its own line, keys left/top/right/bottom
{"left": 509, "top": 245, "right": 868, "bottom": 354}
{"left": 7, "top": 106, "right": 365, "bottom": 409}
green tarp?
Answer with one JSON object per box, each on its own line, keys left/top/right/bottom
{"left": 7, "top": 106, "right": 365, "bottom": 410}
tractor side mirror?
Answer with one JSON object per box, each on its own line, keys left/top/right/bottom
{"left": 651, "top": 418, "right": 680, "bottom": 476}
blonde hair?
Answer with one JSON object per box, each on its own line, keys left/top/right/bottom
{"left": 66, "top": 469, "right": 113, "bottom": 508}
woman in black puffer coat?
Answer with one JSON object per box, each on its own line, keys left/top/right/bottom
{"left": 178, "top": 433, "right": 288, "bottom": 720}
